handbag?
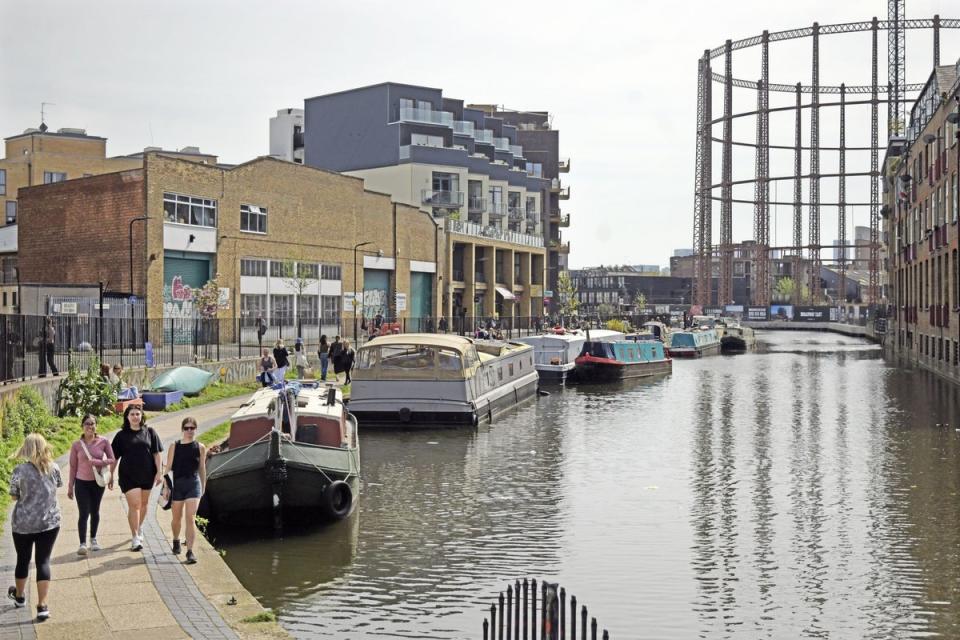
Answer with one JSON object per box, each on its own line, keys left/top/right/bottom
{"left": 79, "top": 439, "right": 112, "bottom": 488}
{"left": 157, "top": 474, "right": 174, "bottom": 510}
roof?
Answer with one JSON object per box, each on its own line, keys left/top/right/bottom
{"left": 4, "top": 129, "right": 106, "bottom": 142}
{"left": 358, "top": 333, "right": 477, "bottom": 354}
{"left": 305, "top": 81, "right": 443, "bottom": 102}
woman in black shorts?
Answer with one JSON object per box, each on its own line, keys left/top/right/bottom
{"left": 110, "top": 406, "right": 162, "bottom": 551}
{"left": 165, "top": 417, "right": 207, "bottom": 564}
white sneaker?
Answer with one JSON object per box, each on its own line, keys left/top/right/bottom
{"left": 90, "top": 538, "right": 101, "bottom": 552}
{"left": 77, "top": 543, "right": 88, "bottom": 556}
{"left": 131, "top": 535, "right": 142, "bottom": 552}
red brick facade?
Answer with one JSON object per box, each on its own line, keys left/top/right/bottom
{"left": 18, "top": 169, "right": 147, "bottom": 295}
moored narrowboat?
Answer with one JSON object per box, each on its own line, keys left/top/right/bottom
{"left": 517, "top": 329, "right": 623, "bottom": 384}
{"left": 720, "top": 323, "right": 757, "bottom": 353}
{"left": 667, "top": 329, "right": 720, "bottom": 358}
{"left": 574, "top": 339, "right": 672, "bottom": 382}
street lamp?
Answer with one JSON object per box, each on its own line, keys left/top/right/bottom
{"left": 353, "top": 241, "right": 373, "bottom": 340}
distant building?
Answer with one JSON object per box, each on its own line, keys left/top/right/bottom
{"left": 269, "top": 108, "right": 304, "bottom": 164}
{"left": 673, "top": 248, "right": 694, "bottom": 257}
{"left": 569, "top": 265, "right": 694, "bottom": 314}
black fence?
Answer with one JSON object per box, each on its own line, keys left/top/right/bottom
{"left": 481, "top": 578, "right": 609, "bottom": 640}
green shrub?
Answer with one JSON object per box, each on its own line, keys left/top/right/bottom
{"left": 57, "top": 358, "right": 117, "bottom": 417}
{"left": 606, "top": 319, "right": 631, "bottom": 333}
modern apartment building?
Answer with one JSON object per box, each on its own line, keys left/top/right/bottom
{"left": 269, "top": 108, "right": 305, "bottom": 164}
{"left": 885, "top": 57, "right": 960, "bottom": 383}
{"left": 286, "top": 82, "right": 558, "bottom": 321}
{"left": 17, "top": 153, "right": 440, "bottom": 336}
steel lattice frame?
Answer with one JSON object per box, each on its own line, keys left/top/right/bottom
{"left": 690, "top": 15, "right": 960, "bottom": 307}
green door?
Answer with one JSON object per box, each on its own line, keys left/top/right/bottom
{"left": 409, "top": 272, "right": 433, "bottom": 332}
{"left": 163, "top": 255, "right": 211, "bottom": 319}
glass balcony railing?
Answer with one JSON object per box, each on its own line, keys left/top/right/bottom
{"left": 453, "top": 120, "right": 475, "bottom": 136}
{"left": 488, "top": 202, "right": 506, "bottom": 218}
{"left": 400, "top": 107, "right": 454, "bottom": 127}
{"left": 510, "top": 145, "right": 524, "bottom": 157}
{"left": 558, "top": 158, "right": 571, "bottom": 172}
{"left": 468, "top": 196, "right": 486, "bottom": 214}
{"left": 421, "top": 189, "right": 464, "bottom": 208}
{"left": 475, "top": 130, "right": 494, "bottom": 144}
{"left": 494, "top": 137, "right": 511, "bottom": 152}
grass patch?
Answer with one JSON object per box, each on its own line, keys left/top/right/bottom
{"left": 240, "top": 610, "right": 277, "bottom": 624}
{"left": 163, "top": 380, "right": 259, "bottom": 413}
{"left": 198, "top": 420, "right": 231, "bottom": 446}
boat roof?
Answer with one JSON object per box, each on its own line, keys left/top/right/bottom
{"left": 231, "top": 384, "right": 344, "bottom": 421}
{"left": 360, "top": 332, "right": 478, "bottom": 354}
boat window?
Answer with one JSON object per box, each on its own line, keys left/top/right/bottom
{"left": 380, "top": 345, "right": 436, "bottom": 370}
{"left": 356, "top": 347, "right": 377, "bottom": 370}
{"left": 498, "top": 368, "right": 503, "bottom": 381}
{"left": 437, "top": 348, "right": 463, "bottom": 372}
{"left": 463, "top": 346, "right": 481, "bottom": 370}
{"left": 509, "top": 363, "right": 514, "bottom": 376}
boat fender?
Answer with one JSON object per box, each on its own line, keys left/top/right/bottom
{"left": 399, "top": 407, "right": 412, "bottom": 423}
{"left": 538, "top": 389, "right": 550, "bottom": 397}
{"left": 472, "top": 412, "right": 479, "bottom": 427}
{"left": 320, "top": 480, "right": 353, "bottom": 521}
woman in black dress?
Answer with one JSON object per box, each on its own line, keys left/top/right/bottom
{"left": 110, "top": 406, "right": 162, "bottom": 551}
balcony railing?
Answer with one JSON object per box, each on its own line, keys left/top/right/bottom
{"left": 475, "top": 129, "right": 494, "bottom": 144}
{"left": 558, "top": 214, "right": 570, "bottom": 228}
{"left": 510, "top": 145, "right": 524, "bottom": 157}
{"left": 549, "top": 240, "right": 571, "bottom": 254}
{"left": 557, "top": 186, "right": 570, "bottom": 199}
{"left": 488, "top": 202, "right": 506, "bottom": 218}
{"left": 400, "top": 107, "right": 454, "bottom": 127}
{"left": 494, "top": 137, "right": 511, "bottom": 152}
{"left": 468, "top": 196, "right": 486, "bottom": 214}
{"left": 558, "top": 158, "right": 570, "bottom": 172}
{"left": 475, "top": 271, "right": 487, "bottom": 283}
{"left": 453, "top": 120, "right": 475, "bottom": 136}
{"left": 445, "top": 218, "right": 545, "bottom": 248}
{"left": 422, "top": 189, "right": 464, "bottom": 208}
{"left": 508, "top": 206, "right": 526, "bottom": 220}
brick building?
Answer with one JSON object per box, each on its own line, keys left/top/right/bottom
{"left": 885, "top": 57, "right": 960, "bottom": 382}
{"left": 18, "top": 153, "right": 440, "bottom": 338}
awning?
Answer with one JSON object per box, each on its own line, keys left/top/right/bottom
{"left": 494, "top": 286, "right": 516, "bottom": 301}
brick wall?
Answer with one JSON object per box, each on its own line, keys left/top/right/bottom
{"left": 18, "top": 170, "right": 147, "bottom": 294}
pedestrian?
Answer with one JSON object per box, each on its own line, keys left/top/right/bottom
{"left": 165, "top": 417, "right": 207, "bottom": 565}
{"left": 329, "top": 336, "right": 345, "bottom": 382}
{"left": 8, "top": 433, "right": 61, "bottom": 621}
{"left": 38, "top": 317, "right": 58, "bottom": 378}
{"left": 67, "top": 414, "right": 115, "bottom": 556}
{"left": 438, "top": 316, "right": 448, "bottom": 333}
{"left": 259, "top": 348, "right": 277, "bottom": 387}
{"left": 255, "top": 316, "right": 267, "bottom": 350}
{"left": 342, "top": 339, "right": 356, "bottom": 384}
{"left": 317, "top": 335, "right": 329, "bottom": 381}
{"left": 110, "top": 406, "right": 163, "bottom": 552}
{"left": 374, "top": 310, "right": 384, "bottom": 334}
{"left": 273, "top": 339, "right": 290, "bottom": 381}
{"left": 294, "top": 339, "right": 308, "bottom": 379}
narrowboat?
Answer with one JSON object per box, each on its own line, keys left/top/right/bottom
{"left": 574, "top": 339, "right": 672, "bottom": 382}
{"left": 517, "top": 329, "right": 623, "bottom": 384}
{"left": 667, "top": 329, "right": 721, "bottom": 358}
{"left": 349, "top": 333, "right": 539, "bottom": 427}
{"left": 203, "top": 382, "right": 360, "bottom": 528}
{"left": 720, "top": 323, "right": 757, "bottom": 353}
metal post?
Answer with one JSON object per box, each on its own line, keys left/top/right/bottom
{"left": 753, "top": 31, "right": 770, "bottom": 306}
{"left": 809, "top": 22, "right": 822, "bottom": 302}
{"left": 570, "top": 596, "right": 577, "bottom": 640}
{"left": 98, "top": 281, "right": 104, "bottom": 364}
{"left": 693, "top": 50, "right": 713, "bottom": 307}
{"left": 933, "top": 14, "right": 940, "bottom": 69}
{"left": 793, "top": 83, "right": 803, "bottom": 305}
{"left": 720, "top": 40, "right": 734, "bottom": 306}
{"left": 353, "top": 241, "right": 372, "bottom": 341}
{"left": 888, "top": 0, "right": 906, "bottom": 137}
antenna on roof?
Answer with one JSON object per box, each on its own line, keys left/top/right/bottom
{"left": 40, "top": 102, "right": 55, "bottom": 130}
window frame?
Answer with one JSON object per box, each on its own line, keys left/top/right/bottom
{"left": 162, "top": 192, "right": 217, "bottom": 228}
{"left": 43, "top": 171, "right": 67, "bottom": 184}
{"left": 0, "top": 168, "right": 5, "bottom": 196}
{"left": 240, "top": 258, "right": 267, "bottom": 277}
{"left": 5, "top": 201, "right": 16, "bottom": 225}
{"left": 240, "top": 203, "right": 268, "bottom": 234}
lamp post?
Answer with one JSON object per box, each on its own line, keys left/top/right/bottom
{"left": 353, "top": 241, "right": 373, "bottom": 340}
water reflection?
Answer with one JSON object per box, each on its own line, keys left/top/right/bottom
{"left": 216, "top": 331, "right": 960, "bottom": 639}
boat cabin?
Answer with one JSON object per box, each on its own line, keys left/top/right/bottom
{"left": 226, "top": 384, "right": 349, "bottom": 450}
{"left": 579, "top": 340, "right": 667, "bottom": 363}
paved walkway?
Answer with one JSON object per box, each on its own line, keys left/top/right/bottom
{"left": 0, "top": 397, "right": 290, "bottom": 639}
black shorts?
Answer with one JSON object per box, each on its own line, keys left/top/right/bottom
{"left": 171, "top": 475, "right": 202, "bottom": 501}
{"left": 119, "top": 477, "right": 154, "bottom": 494}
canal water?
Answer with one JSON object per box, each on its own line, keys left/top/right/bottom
{"left": 213, "top": 330, "right": 960, "bottom": 639}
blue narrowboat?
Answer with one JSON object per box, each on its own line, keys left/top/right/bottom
{"left": 573, "top": 339, "right": 672, "bottom": 382}
{"left": 666, "top": 329, "right": 720, "bottom": 358}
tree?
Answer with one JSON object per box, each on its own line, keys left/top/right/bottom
{"left": 633, "top": 291, "right": 647, "bottom": 312}
{"left": 774, "top": 276, "right": 810, "bottom": 303}
{"left": 597, "top": 303, "right": 617, "bottom": 318}
{"left": 280, "top": 260, "right": 319, "bottom": 333}
{"left": 556, "top": 270, "right": 579, "bottom": 316}
{"left": 193, "top": 273, "right": 223, "bottom": 320}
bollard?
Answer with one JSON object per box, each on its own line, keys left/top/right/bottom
{"left": 591, "top": 618, "right": 597, "bottom": 640}
{"left": 499, "top": 592, "right": 504, "bottom": 640}
{"left": 484, "top": 618, "right": 489, "bottom": 640}
{"left": 491, "top": 604, "right": 497, "bottom": 640}
{"left": 559, "top": 587, "right": 566, "bottom": 640}
{"left": 515, "top": 579, "right": 521, "bottom": 640}
{"left": 507, "top": 586, "right": 513, "bottom": 640}
{"left": 523, "top": 579, "right": 528, "bottom": 640}
{"left": 581, "top": 605, "right": 587, "bottom": 640}
{"left": 531, "top": 579, "right": 537, "bottom": 640}
{"left": 570, "top": 596, "right": 577, "bottom": 640}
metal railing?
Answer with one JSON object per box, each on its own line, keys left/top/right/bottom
{"left": 422, "top": 189, "right": 464, "bottom": 208}
{"left": 481, "top": 578, "right": 610, "bottom": 640}
{"left": 558, "top": 157, "right": 571, "bottom": 172}
{"left": 445, "top": 218, "right": 546, "bottom": 248}
{"left": 399, "top": 106, "right": 453, "bottom": 127}
{"left": 469, "top": 196, "right": 487, "bottom": 214}
{"left": 510, "top": 144, "right": 524, "bottom": 157}
{"left": 488, "top": 202, "right": 506, "bottom": 218}
{"left": 508, "top": 206, "right": 526, "bottom": 220}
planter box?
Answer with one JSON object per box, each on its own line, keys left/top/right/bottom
{"left": 114, "top": 398, "right": 144, "bottom": 414}
{"left": 141, "top": 390, "right": 185, "bottom": 411}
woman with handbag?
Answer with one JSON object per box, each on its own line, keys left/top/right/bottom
{"left": 67, "top": 414, "right": 115, "bottom": 555}
{"left": 110, "top": 406, "right": 163, "bottom": 552}
{"left": 165, "top": 417, "right": 207, "bottom": 564}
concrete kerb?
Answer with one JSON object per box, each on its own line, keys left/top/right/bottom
{"left": 0, "top": 395, "right": 291, "bottom": 639}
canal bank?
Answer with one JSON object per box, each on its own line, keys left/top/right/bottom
{"left": 744, "top": 320, "right": 880, "bottom": 342}
{"left": 0, "top": 396, "right": 290, "bottom": 640}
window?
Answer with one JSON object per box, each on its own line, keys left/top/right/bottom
{"left": 321, "top": 295, "right": 341, "bottom": 323}
{"left": 240, "top": 259, "right": 267, "bottom": 277}
{"left": 240, "top": 294, "right": 266, "bottom": 319}
{"left": 162, "top": 192, "right": 217, "bottom": 227}
{"left": 411, "top": 133, "right": 444, "bottom": 147}
{"left": 2, "top": 292, "right": 6, "bottom": 307}
{"left": 321, "top": 264, "right": 341, "bottom": 281}
{"left": 5, "top": 201, "right": 15, "bottom": 224}
{"left": 297, "top": 294, "right": 318, "bottom": 320}
{"left": 0, "top": 169, "right": 5, "bottom": 195}
{"left": 297, "top": 263, "right": 319, "bottom": 280}
{"left": 270, "top": 261, "right": 294, "bottom": 278}
{"left": 270, "top": 294, "right": 294, "bottom": 324}
{"left": 43, "top": 171, "right": 66, "bottom": 184}
{"left": 240, "top": 204, "right": 267, "bottom": 234}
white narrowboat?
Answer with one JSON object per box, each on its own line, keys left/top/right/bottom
{"left": 517, "top": 329, "right": 624, "bottom": 384}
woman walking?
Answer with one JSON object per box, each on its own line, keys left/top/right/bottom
{"left": 67, "top": 414, "right": 115, "bottom": 555}
{"left": 330, "top": 336, "right": 345, "bottom": 382}
{"left": 273, "top": 339, "right": 290, "bottom": 381}
{"left": 317, "top": 335, "right": 329, "bottom": 381}
{"left": 110, "top": 406, "right": 162, "bottom": 551}
{"left": 165, "top": 417, "right": 207, "bottom": 565}
{"left": 293, "top": 339, "right": 308, "bottom": 379}
{"left": 342, "top": 339, "right": 356, "bottom": 384}
{"left": 8, "top": 433, "right": 62, "bottom": 621}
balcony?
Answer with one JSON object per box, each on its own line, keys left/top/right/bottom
{"left": 510, "top": 145, "right": 524, "bottom": 157}
{"left": 508, "top": 205, "right": 526, "bottom": 221}
{"left": 445, "top": 218, "right": 545, "bottom": 249}
{"left": 453, "top": 120, "right": 475, "bottom": 136}
{"left": 475, "top": 129, "right": 494, "bottom": 144}
{"left": 488, "top": 202, "right": 506, "bottom": 219}
{"left": 494, "top": 137, "right": 511, "bottom": 152}
{"left": 557, "top": 214, "right": 570, "bottom": 228}
{"left": 549, "top": 240, "right": 571, "bottom": 254}
{"left": 422, "top": 190, "right": 464, "bottom": 209}
{"left": 400, "top": 107, "right": 454, "bottom": 127}
{"left": 558, "top": 158, "right": 571, "bottom": 173}
{"left": 468, "top": 196, "right": 486, "bottom": 214}
{"left": 550, "top": 179, "right": 570, "bottom": 199}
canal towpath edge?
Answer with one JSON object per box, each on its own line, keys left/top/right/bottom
{"left": 0, "top": 396, "right": 292, "bottom": 640}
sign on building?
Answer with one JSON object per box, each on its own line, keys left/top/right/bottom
{"left": 395, "top": 292, "right": 407, "bottom": 312}
{"left": 746, "top": 306, "right": 769, "bottom": 321}
{"left": 59, "top": 302, "right": 78, "bottom": 315}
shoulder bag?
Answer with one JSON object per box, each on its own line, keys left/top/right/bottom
{"left": 79, "top": 439, "right": 112, "bottom": 488}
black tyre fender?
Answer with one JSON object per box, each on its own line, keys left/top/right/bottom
{"left": 320, "top": 480, "right": 353, "bottom": 520}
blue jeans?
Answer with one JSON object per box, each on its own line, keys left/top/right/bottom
{"left": 319, "top": 353, "right": 329, "bottom": 380}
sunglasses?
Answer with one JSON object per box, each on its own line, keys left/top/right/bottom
{"left": 82, "top": 421, "right": 96, "bottom": 427}
{"left": 182, "top": 426, "right": 197, "bottom": 431}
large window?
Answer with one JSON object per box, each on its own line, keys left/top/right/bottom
{"left": 270, "top": 261, "right": 291, "bottom": 278}
{"left": 5, "top": 201, "right": 15, "bottom": 225}
{"left": 297, "top": 263, "right": 319, "bottom": 279}
{"left": 162, "top": 192, "right": 217, "bottom": 227}
{"left": 43, "top": 171, "right": 66, "bottom": 184}
{"left": 297, "top": 295, "right": 318, "bottom": 320}
{"left": 240, "top": 204, "right": 267, "bottom": 234}
{"left": 241, "top": 294, "right": 267, "bottom": 320}
{"left": 321, "top": 264, "right": 341, "bottom": 281}
{"left": 0, "top": 169, "right": 5, "bottom": 196}
{"left": 240, "top": 259, "right": 267, "bottom": 277}
{"left": 270, "top": 294, "right": 294, "bottom": 325}
{"left": 321, "top": 295, "right": 341, "bottom": 322}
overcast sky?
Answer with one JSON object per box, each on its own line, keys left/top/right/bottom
{"left": 2, "top": 0, "right": 957, "bottom": 268}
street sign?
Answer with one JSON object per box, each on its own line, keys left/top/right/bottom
{"left": 544, "top": 290, "right": 554, "bottom": 298}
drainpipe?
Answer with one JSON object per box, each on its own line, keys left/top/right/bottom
{"left": 393, "top": 203, "right": 398, "bottom": 322}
